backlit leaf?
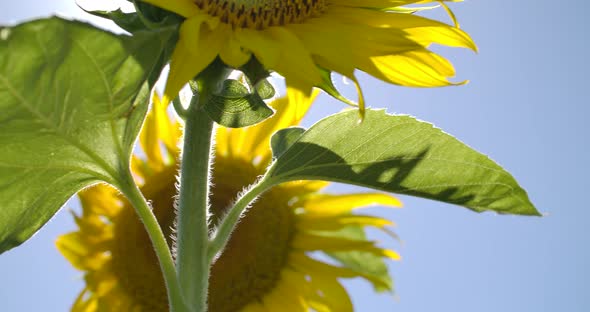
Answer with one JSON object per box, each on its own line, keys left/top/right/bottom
{"left": 0, "top": 18, "right": 168, "bottom": 253}
{"left": 268, "top": 110, "right": 539, "bottom": 216}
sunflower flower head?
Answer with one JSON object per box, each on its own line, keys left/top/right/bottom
{"left": 56, "top": 88, "right": 402, "bottom": 311}
{"left": 139, "top": 0, "right": 476, "bottom": 109}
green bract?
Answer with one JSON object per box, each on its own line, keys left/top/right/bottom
{"left": 204, "top": 79, "right": 274, "bottom": 128}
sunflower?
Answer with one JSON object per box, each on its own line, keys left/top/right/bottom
{"left": 139, "top": 0, "right": 476, "bottom": 107}
{"left": 56, "top": 87, "right": 402, "bottom": 312}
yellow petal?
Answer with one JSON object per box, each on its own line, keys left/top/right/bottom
{"left": 438, "top": 0, "right": 460, "bottom": 28}
{"left": 298, "top": 193, "right": 402, "bottom": 216}
{"left": 289, "top": 252, "right": 391, "bottom": 290}
{"left": 290, "top": 15, "right": 421, "bottom": 59}
{"left": 297, "top": 215, "right": 394, "bottom": 231}
{"left": 140, "top": 93, "right": 165, "bottom": 167}
{"left": 287, "top": 85, "right": 320, "bottom": 122}
{"left": 328, "top": 6, "right": 476, "bottom": 51}
{"left": 332, "top": 0, "right": 429, "bottom": 7}
{"left": 286, "top": 21, "right": 356, "bottom": 77}
{"left": 292, "top": 233, "right": 401, "bottom": 260}
{"left": 78, "top": 184, "right": 121, "bottom": 218}
{"left": 360, "top": 49, "right": 463, "bottom": 87}
{"left": 140, "top": 92, "right": 180, "bottom": 167}
{"left": 224, "top": 127, "right": 249, "bottom": 161}
{"left": 280, "top": 269, "right": 348, "bottom": 312}
{"left": 152, "top": 92, "right": 180, "bottom": 153}
{"left": 281, "top": 180, "right": 330, "bottom": 197}
{"left": 240, "top": 27, "right": 322, "bottom": 92}
{"left": 349, "top": 74, "right": 365, "bottom": 119}
{"left": 219, "top": 31, "right": 252, "bottom": 68}
{"left": 140, "top": 0, "right": 200, "bottom": 18}
{"left": 73, "top": 215, "right": 113, "bottom": 244}
{"left": 55, "top": 233, "right": 107, "bottom": 271}
{"left": 131, "top": 156, "right": 149, "bottom": 182}
{"left": 290, "top": 252, "right": 359, "bottom": 279}
{"left": 262, "top": 272, "right": 307, "bottom": 311}
{"left": 72, "top": 288, "right": 98, "bottom": 312}
{"left": 237, "top": 29, "right": 281, "bottom": 70}
{"left": 162, "top": 15, "right": 226, "bottom": 106}
{"left": 85, "top": 272, "right": 117, "bottom": 297}
{"left": 214, "top": 126, "right": 230, "bottom": 157}
{"left": 307, "top": 276, "right": 353, "bottom": 312}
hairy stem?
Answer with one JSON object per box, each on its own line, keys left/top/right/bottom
{"left": 208, "top": 179, "right": 272, "bottom": 263}
{"left": 175, "top": 63, "right": 231, "bottom": 312}
{"left": 175, "top": 94, "right": 214, "bottom": 312}
{"left": 118, "top": 173, "right": 187, "bottom": 312}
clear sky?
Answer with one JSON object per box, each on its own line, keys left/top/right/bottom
{"left": 1, "top": 1, "right": 589, "bottom": 311}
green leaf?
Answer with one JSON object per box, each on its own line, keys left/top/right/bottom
{"left": 0, "top": 18, "right": 167, "bottom": 253}
{"left": 76, "top": 6, "right": 177, "bottom": 86}
{"left": 320, "top": 226, "right": 394, "bottom": 292}
{"left": 270, "top": 127, "right": 305, "bottom": 159}
{"left": 79, "top": 1, "right": 182, "bottom": 33}
{"left": 204, "top": 79, "right": 274, "bottom": 128}
{"left": 79, "top": 8, "right": 147, "bottom": 33}
{"left": 267, "top": 110, "right": 539, "bottom": 216}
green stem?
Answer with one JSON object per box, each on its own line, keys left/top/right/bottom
{"left": 118, "top": 173, "right": 187, "bottom": 312}
{"left": 208, "top": 178, "right": 272, "bottom": 263}
{"left": 175, "top": 93, "right": 214, "bottom": 312}
{"left": 174, "top": 62, "right": 231, "bottom": 311}
{"left": 173, "top": 97, "right": 188, "bottom": 119}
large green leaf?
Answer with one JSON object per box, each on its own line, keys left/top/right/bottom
{"left": 0, "top": 18, "right": 167, "bottom": 253}
{"left": 267, "top": 110, "right": 539, "bottom": 216}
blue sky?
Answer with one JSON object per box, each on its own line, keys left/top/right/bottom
{"left": 1, "top": 1, "right": 589, "bottom": 311}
